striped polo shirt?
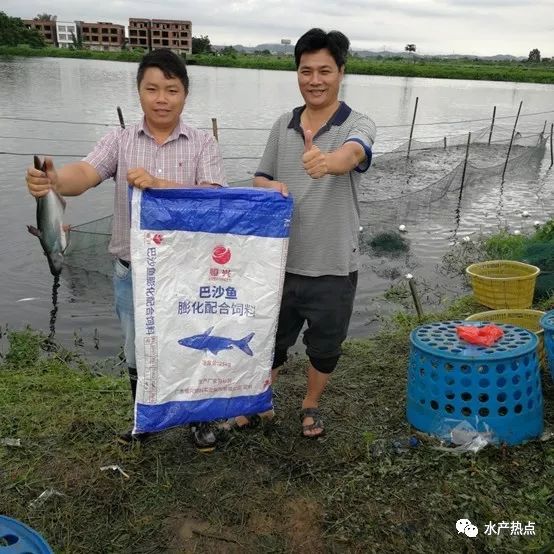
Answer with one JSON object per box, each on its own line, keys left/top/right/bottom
{"left": 255, "top": 102, "right": 376, "bottom": 277}
{"left": 83, "top": 117, "right": 226, "bottom": 261}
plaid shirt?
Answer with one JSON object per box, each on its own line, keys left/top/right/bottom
{"left": 84, "top": 117, "right": 226, "bottom": 261}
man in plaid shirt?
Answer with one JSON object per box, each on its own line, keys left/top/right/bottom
{"left": 26, "top": 49, "right": 226, "bottom": 451}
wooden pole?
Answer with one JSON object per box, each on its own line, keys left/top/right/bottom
{"left": 501, "top": 100, "right": 523, "bottom": 183}
{"left": 211, "top": 117, "right": 219, "bottom": 141}
{"left": 406, "top": 275, "right": 424, "bottom": 320}
{"left": 459, "top": 132, "right": 471, "bottom": 203}
{"left": 406, "top": 96, "right": 419, "bottom": 159}
{"left": 116, "top": 106, "right": 125, "bottom": 129}
{"left": 550, "top": 123, "right": 553, "bottom": 169}
{"left": 549, "top": 123, "right": 554, "bottom": 169}
{"left": 443, "top": 137, "right": 447, "bottom": 149}
{"left": 542, "top": 120, "right": 547, "bottom": 135}
{"left": 488, "top": 105, "right": 496, "bottom": 145}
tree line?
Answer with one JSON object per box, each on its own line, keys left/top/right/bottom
{"left": 0, "top": 12, "right": 44, "bottom": 47}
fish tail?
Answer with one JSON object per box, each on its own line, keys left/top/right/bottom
{"left": 27, "top": 225, "right": 41, "bottom": 237}
{"left": 237, "top": 332, "right": 255, "bottom": 356}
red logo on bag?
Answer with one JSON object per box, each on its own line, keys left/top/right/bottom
{"left": 212, "top": 245, "right": 231, "bottom": 265}
{"left": 152, "top": 234, "right": 163, "bottom": 245}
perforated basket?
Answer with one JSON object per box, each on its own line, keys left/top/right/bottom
{"left": 0, "top": 515, "right": 54, "bottom": 553}
{"left": 466, "top": 309, "right": 546, "bottom": 369}
{"left": 407, "top": 320, "right": 543, "bottom": 445}
{"left": 465, "top": 260, "right": 540, "bottom": 309}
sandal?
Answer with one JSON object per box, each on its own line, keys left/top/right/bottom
{"left": 217, "top": 414, "right": 261, "bottom": 432}
{"left": 301, "top": 407, "right": 325, "bottom": 438}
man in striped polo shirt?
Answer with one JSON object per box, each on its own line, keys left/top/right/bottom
{"left": 25, "top": 49, "right": 226, "bottom": 451}
{"left": 253, "top": 28, "right": 376, "bottom": 437}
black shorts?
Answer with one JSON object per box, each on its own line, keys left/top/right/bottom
{"left": 272, "top": 271, "right": 358, "bottom": 374}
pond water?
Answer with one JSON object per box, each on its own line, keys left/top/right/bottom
{"left": 1, "top": 56, "right": 552, "bottom": 362}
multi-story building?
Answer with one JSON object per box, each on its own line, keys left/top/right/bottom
{"left": 56, "top": 21, "right": 79, "bottom": 49}
{"left": 128, "top": 18, "right": 192, "bottom": 55}
{"left": 128, "top": 18, "right": 151, "bottom": 51}
{"left": 23, "top": 18, "right": 57, "bottom": 47}
{"left": 79, "top": 21, "right": 125, "bottom": 51}
{"left": 151, "top": 19, "right": 191, "bottom": 55}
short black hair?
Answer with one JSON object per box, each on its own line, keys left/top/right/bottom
{"left": 137, "top": 49, "right": 189, "bottom": 93}
{"left": 294, "top": 28, "right": 350, "bottom": 69}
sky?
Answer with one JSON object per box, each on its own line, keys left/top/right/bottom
{"left": 4, "top": 0, "right": 553, "bottom": 58}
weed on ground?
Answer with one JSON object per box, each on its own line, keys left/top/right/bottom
{"left": 1, "top": 316, "right": 553, "bottom": 553}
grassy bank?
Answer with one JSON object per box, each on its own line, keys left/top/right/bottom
{"left": 192, "top": 53, "right": 554, "bottom": 84}
{"left": 2, "top": 46, "right": 554, "bottom": 84}
{"left": 2, "top": 295, "right": 554, "bottom": 553}
{"left": 0, "top": 45, "right": 143, "bottom": 63}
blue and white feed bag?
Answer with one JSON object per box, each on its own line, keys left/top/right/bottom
{"left": 130, "top": 187, "right": 293, "bottom": 433}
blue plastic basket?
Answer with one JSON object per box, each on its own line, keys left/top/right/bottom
{"left": 407, "top": 320, "right": 543, "bottom": 445}
{"left": 540, "top": 310, "right": 554, "bottom": 381}
{"left": 0, "top": 516, "right": 53, "bottom": 554}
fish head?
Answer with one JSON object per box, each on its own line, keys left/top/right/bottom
{"left": 46, "top": 252, "right": 64, "bottom": 276}
{"left": 178, "top": 336, "right": 193, "bottom": 348}
{"left": 178, "top": 333, "right": 207, "bottom": 349}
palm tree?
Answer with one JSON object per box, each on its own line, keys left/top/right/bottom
{"left": 405, "top": 43, "right": 416, "bottom": 63}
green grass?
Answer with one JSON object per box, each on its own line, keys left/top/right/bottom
{"left": 0, "top": 45, "right": 144, "bottom": 62}
{"left": 190, "top": 53, "right": 554, "bottom": 84}
{"left": 1, "top": 308, "right": 553, "bottom": 552}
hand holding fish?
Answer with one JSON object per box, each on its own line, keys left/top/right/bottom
{"left": 26, "top": 157, "right": 59, "bottom": 198}
{"left": 127, "top": 167, "right": 159, "bottom": 189}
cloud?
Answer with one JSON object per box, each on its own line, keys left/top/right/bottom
{"left": 2, "top": 0, "right": 553, "bottom": 56}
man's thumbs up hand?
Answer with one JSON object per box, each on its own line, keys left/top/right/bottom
{"left": 301, "top": 130, "right": 327, "bottom": 179}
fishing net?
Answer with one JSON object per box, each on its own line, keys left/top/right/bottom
{"left": 65, "top": 215, "right": 113, "bottom": 276}
{"left": 63, "top": 124, "right": 550, "bottom": 275}
{"left": 359, "top": 125, "right": 547, "bottom": 236}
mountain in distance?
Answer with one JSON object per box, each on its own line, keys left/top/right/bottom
{"left": 213, "top": 43, "right": 524, "bottom": 61}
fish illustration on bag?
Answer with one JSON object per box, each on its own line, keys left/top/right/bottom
{"left": 178, "top": 327, "right": 254, "bottom": 356}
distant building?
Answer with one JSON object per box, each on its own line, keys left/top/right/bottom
{"left": 128, "top": 18, "right": 151, "bottom": 51}
{"left": 151, "top": 19, "right": 191, "bottom": 54}
{"left": 281, "top": 39, "right": 291, "bottom": 45}
{"left": 56, "top": 21, "right": 79, "bottom": 49}
{"left": 23, "top": 18, "right": 57, "bottom": 47}
{"left": 128, "top": 18, "right": 191, "bottom": 55}
{"left": 79, "top": 21, "right": 125, "bottom": 51}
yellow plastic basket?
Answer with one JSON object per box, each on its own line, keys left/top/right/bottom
{"left": 466, "top": 309, "right": 546, "bottom": 368}
{"left": 465, "top": 260, "right": 540, "bottom": 309}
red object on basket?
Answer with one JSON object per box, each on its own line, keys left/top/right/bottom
{"left": 456, "top": 324, "right": 504, "bottom": 346}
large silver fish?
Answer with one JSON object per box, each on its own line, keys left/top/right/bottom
{"left": 27, "top": 156, "right": 69, "bottom": 276}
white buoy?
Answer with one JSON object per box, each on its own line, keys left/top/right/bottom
{"left": 405, "top": 273, "right": 413, "bottom": 280}
{"left": 522, "top": 210, "right": 530, "bottom": 218}
{"left": 513, "top": 230, "right": 521, "bottom": 236}
{"left": 462, "top": 236, "right": 471, "bottom": 242}
{"left": 533, "top": 220, "right": 541, "bottom": 228}
{"left": 359, "top": 226, "right": 363, "bottom": 232}
{"left": 398, "top": 224, "right": 407, "bottom": 232}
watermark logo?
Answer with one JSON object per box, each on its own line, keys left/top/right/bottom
{"left": 456, "top": 519, "right": 479, "bottom": 538}
{"left": 456, "top": 519, "right": 536, "bottom": 538}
